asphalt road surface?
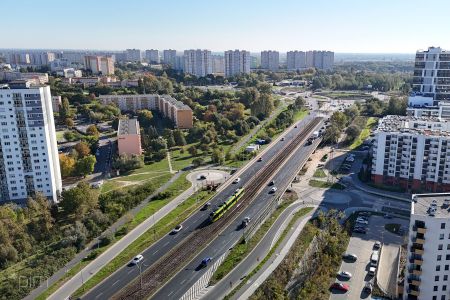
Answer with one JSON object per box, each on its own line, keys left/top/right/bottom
{"left": 81, "top": 115, "right": 323, "bottom": 300}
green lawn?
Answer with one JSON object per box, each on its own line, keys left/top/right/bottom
{"left": 349, "top": 117, "right": 377, "bottom": 149}
{"left": 309, "top": 179, "right": 345, "bottom": 190}
{"left": 56, "top": 130, "right": 66, "bottom": 142}
{"left": 313, "top": 169, "right": 326, "bottom": 178}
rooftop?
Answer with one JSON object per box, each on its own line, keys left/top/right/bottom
{"left": 412, "top": 194, "right": 450, "bottom": 218}
{"left": 118, "top": 118, "right": 140, "bottom": 135}
{"left": 376, "top": 115, "right": 450, "bottom": 137}
{"left": 160, "top": 95, "right": 191, "bottom": 110}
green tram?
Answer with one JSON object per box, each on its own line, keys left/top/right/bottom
{"left": 210, "top": 188, "right": 245, "bottom": 222}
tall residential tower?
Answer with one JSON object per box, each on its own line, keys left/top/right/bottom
{"left": 224, "top": 50, "right": 250, "bottom": 78}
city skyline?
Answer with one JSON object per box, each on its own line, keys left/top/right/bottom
{"left": 2, "top": 0, "right": 450, "bottom": 53}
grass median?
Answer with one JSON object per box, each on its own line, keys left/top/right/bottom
{"left": 71, "top": 188, "right": 215, "bottom": 299}
{"left": 313, "top": 169, "right": 326, "bottom": 178}
{"left": 309, "top": 179, "right": 345, "bottom": 190}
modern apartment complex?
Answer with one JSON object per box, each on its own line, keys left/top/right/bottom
{"left": 261, "top": 50, "right": 279, "bottom": 71}
{"left": 163, "top": 49, "right": 177, "bottom": 67}
{"left": 99, "top": 94, "right": 193, "bottom": 129}
{"left": 145, "top": 49, "right": 160, "bottom": 64}
{"left": 287, "top": 50, "right": 334, "bottom": 71}
{"left": 117, "top": 118, "right": 142, "bottom": 156}
{"left": 183, "top": 49, "right": 212, "bottom": 77}
{"left": 224, "top": 50, "right": 250, "bottom": 78}
{"left": 84, "top": 55, "right": 115, "bottom": 75}
{"left": 125, "top": 49, "right": 142, "bottom": 62}
{"left": 211, "top": 55, "right": 225, "bottom": 74}
{"left": 371, "top": 115, "right": 450, "bottom": 192}
{"left": 403, "top": 193, "right": 450, "bottom": 300}
{"left": 0, "top": 81, "right": 62, "bottom": 203}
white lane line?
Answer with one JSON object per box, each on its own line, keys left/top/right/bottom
{"left": 112, "top": 279, "right": 120, "bottom": 286}
{"left": 168, "top": 291, "right": 174, "bottom": 297}
{"left": 164, "top": 241, "right": 170, "bottom": 247}
{"left": 180, "top": 279, "right": 186, "bottom": 285}
{"left": 127, "top": 269, "right": 134, "bottom": 274}
{"left": 95, "top": 292, "right": 103, "bottom": 299}
{"left": 153, "top": 249, "right": 159, "bottom": 255}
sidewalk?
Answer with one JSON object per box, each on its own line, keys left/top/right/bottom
{"left": 24, "top": 170, "right": 184, "bottom": 300}
{"left": 233, "top": 208, "right": 316, "bottom": 300}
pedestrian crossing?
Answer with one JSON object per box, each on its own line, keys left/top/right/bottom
{"left": 179, "top": 253, "right": 227, "bottom": 300}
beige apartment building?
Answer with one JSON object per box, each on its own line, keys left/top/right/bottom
{"left": 84, "top": 55, "right": 115, "bottom": 75}
{"left": 99, "top": 94, "right": 193, "bottom": 129}
{"left": 117, "top": 118, "right": 142, "bottom": 156}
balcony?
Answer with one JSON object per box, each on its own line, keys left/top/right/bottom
{"left": 413, "top": 259, "right": 423, "bottom": 265}
{"left": 413, "top": 237, "right": 425, "bottom": 244}
{"left": 413, "top": 269, "right": 422, "bottom": 276}
{"left": 417, "top": 227, "right": 426, "bottom": 234}
{"left": 409, "top": 289, "right": 420, "bottom": 297}
{"left": 413, "top": 248, "right": 424, "bottom": 255}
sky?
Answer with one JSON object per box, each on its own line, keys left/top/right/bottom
{"left": 2, "top": 0, "right": 450, "bottom": 53}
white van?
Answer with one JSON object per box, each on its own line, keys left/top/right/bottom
{"left": 370, "top": 251, "right": 379, "bottom": 267}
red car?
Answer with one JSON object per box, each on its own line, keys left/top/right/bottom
{"left": 330, "top": 282, "right": 349, "bottom": 292}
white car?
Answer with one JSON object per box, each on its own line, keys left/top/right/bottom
{"left": 356, "top": 219, "right": 369, "bottom": 225}
{"left": 233, "top": 177, "right": 241, "bottom": 184}
{"left": 172, "top": 224, "right": 183, "bottom": 234}
{"left": 130, "top": 254, "right": 143, "bottom": 265}
{"left": 269, "top": 187, "right": 277, "bottom": 193}
{"left": 338, "top": 271, "right": 352, "bottom": 279}
{"left": 368, "top": 266, "right": 376, "bottom": 276}
{"left": 374, "top": 241, "right": 382, "bottom": 250}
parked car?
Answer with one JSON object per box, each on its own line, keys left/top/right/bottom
{"left": 330, "top": 282, "right": 349, "bottom": 292}
{"left": 374, "top": 241, "right": 382, "bottom": 250}
{"left": 241, "top": 217, "right": 250, "bottom": 228}
{"left": 281, "top": 137, "right": 285, "bottom": 141}
{"left": 364, "top": 281, "right": 373, "bottom": 293}
{"left": 337, "top": 271, "right": 352, "bottom": 279}
{"left": 368, "top": 266, "right": 376, "bottom": 276}
{"left": 356, "top": 219, "right": 369, "bottom": 225}
{"left": 171, "top": 224, "right": 183, "bottom": 234}
{"left": 342, "top": 253, "right": 358, "bottom": 261}
{"left": 268, "top": 180, "right": 275, "bottom": 186}
{"left": 130, "top": 254, "right": 143, "bottom": 265}
{"left": 269, "top": 187, "right": 277, "bottom": 193}
{"left": 233, "top": 177, "right": 241, "bottom": 184}
{"left": 257, "top": 157, "right": 263, "bottom": 162}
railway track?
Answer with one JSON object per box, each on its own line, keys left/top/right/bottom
{"left": 111, "top": 117, "right": 323, "bottom": 300}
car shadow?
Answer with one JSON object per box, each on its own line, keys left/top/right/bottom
{"left": 329, "top": 288, "right": 347, "bottom": 294}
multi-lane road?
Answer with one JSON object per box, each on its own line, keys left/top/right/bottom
{"left": 82, "top": 114, "right": 324, "bottom": 299}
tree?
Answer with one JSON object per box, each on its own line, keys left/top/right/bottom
{"left": 330, "top": 111, "right": 348, "bottom": 130}
{"left": 59, "top": 97, "right": 71, "bottom": 122}
{"left": 211, "top": 148, "right": 225, "bottom": 164}
{"left": 192, "top": 157, "right": 204, "bottom": 167}
{"left": 166, "top": 133, "right": 175, "bottom": 149}
{"left": 250, "top": 93, "right": 274, "bottom": 119}
{"left": 385, "top": 96, "right": 407, "bottom": 116}
{"left": 345, "top": 125, "right": 361, "bottom": 142}
{"left": 75, "top": 155, "right": 96, "bottom": 177}
{"left": 137, "top": 110, "right": 153, "bottom": 127}
{"left": 86, "top": 125, "right": 99, "bottom": 137}
{"left": 188, "top": 145, "right": 198, "bottom": 157}
{"left": 59, "top": 153, "right": 76, "bottom": 177}
{"left": 173, "top": 130, "right": 186, "bottom": 146}
{"left": 65, "top": 118, "right": 74, "bottom": 128}
{"left": 294, "top": 96, "right": 306, "bottom": 110}
{"left": 323, "top": 125, "right": 341, "bottom": 144}
{"left": 239, "top": 87, "right": 260, "bottom": 107}
{"left": 113, "top": 154, "right": 144, "bottom": 173}
{"left": 59, "top": 182, "right": 99, "bottom": 218}
{"left": 74, "top": 141, "right": 91, "bottom": 158}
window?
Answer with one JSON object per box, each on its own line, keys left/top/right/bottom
{"left": 434, "top": 296, "right": 437, "bottom": 300}
{"left": 434, "top": 286, "right": 439, "bottom": 291}
{"left": 442, "top": 223, "right": 446, "bottom": 229}
{"left": 441, "top": 233, "right": 445, "bottom": 240}
{"left": 436, "top": 275, "right": 440, "bottom": 281}
{"left": 437, "top": 265, "right": 441, "bottom": 271}
{"left": 441, "top": 296, "right": 446, "bottom": 300}
{"left": 447, "top": 254, "right": 450, "bottom": 260}
{"left": 446, "top": 265, "right": 449, "bottom": 271}
{"left": 439, "top": 244, "right": 444, "bottom": 250}
{"left": 445, "top": 275, "right": 448, "bottom": 281}
{"left": 444, "top": 286, "right": 447, "bottom": 291}
{"left": 438, "top": 255, "right": 442, "bottom": 261}
{"left": 448, "top": 245, "right": 450, "bottom": 250}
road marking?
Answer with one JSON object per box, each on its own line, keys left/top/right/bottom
{"left": 95, "top": 292, "right": 103, "bottom": 299}
{"left": 168, "top": 291, "right": 174, "bottom": 296}
{"left": 181, "top": 279, "right": 186, "bottom": 285}
{"left": 112, "top": 279, "right": 120, "bottom": 286}
{"left": 164, "top": 241, "right": 170, "bottom": 247}
{"left": 153, "top": 249, "right": 159, "bottom": 255}
{"left": 127, "top": 269, "right": 134, "bottom": 274}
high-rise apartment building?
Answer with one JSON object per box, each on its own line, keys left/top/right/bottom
{"left": 183, "top": 49, "right": 212, "bottom": 77}
{"left": 0, "top": 81, "right": 62, "bottom": 203}
{"left": 125, "top": 49, "right": 142, "bottom": 62}
{"left": 30, "top": 52, "right": 55, "bottom": 66}
{"left": 409, "top": 47, "right": 450, "bottom": 107}
{"left": 224, "top": 50, "right": 250, "bottom": 78}
{"left": 211, "top": 55, "right": 225, "bottom": 74}
{"left": 84, "top": 56, "right": 115, "bottom": 75}
{"left": 371, "top": 115, "right": 450, "bottom": 192}
{"left": 403, "top": 193, "right": 450, "bottom": 300}
{"left": 261, "top": 51, "right": 279, "bottom": 71}
{"left": 145, "top": 49, "right": 160, "bottom": 64}
{"left": 163, "top": 49, "right": 177, "bottom": 67}
{"left": 287, "top": 51, "right": 306, "bottom": 71}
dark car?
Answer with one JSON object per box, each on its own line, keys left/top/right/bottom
{"left": 201, "top": 202, "right": 211, "bottom": 211}
{"left": 330, "top": 282, "right": 349, "bottom": 292}
{"left": 199, "top": 257, "right": 212, "bottom": 268}
{"left": 268, "top": 180, "right": 275, "bottom": 186}
{"left": 342, "top": 253, "right": 358, "bottom": 261}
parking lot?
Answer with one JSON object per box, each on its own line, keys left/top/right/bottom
{"left": 330, "top": 214, "right": 408, "bottom": 300}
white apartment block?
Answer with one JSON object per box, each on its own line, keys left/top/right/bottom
{"left": 183, "top": 49, "right": 212, "bottom": 77}
{"left": 0, "top": 81, "right": 62, "bottom": 203}
{"left": 163, "top": 49, "right": 177, "bottom": 67}
{"left": 407, "top": 102, "right": 450, "bottom": 121}
{"left": 287, "top": 50, "right": 334, "bottom": 71}
{"left": 56, "top": 68, "right": 82, "bottom": 78}
{"left": 287, "top": 51, "right": 307, "bottom": 71}
{"left": 261, "top": 50, "right": 279, "bottom": 71}
{"left": 224, "top": 50, "right": 250, "bottom": 78}
{"left": 211, "top": 55, "right": 225, "bottom": 74}
{"left": 371, "top": 115, "right": 450, "bottom": 192}
{"left": 98, "top": 94, "right": 193, "bottom": 129}
{"left": 84, "top": 56, "right": 115, "bottom": 75}
{"left": 145, "top": 49, "right": 160, "bottom": 64}
{"left": 403, "top": 193, "right": 450, "bottom": 300}
{"left": 409, "top": 47, "right": 450, "bottom": 109}
{"left": 125, "top": 49, "right": 142, "bottom": 62}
